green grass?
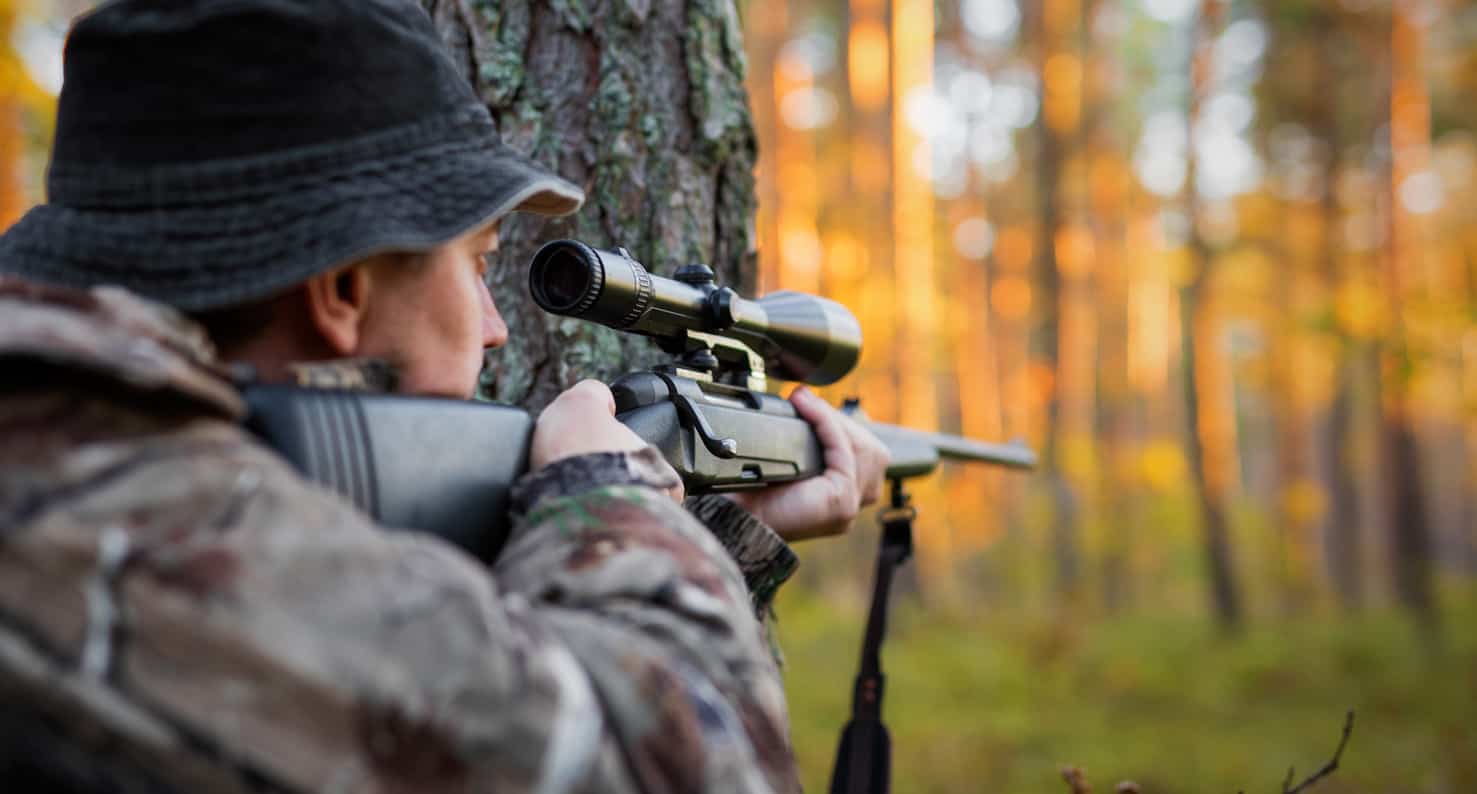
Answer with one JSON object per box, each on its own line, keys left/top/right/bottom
{"left": 775, "top": 586, "right": 1477, "bottom": 793}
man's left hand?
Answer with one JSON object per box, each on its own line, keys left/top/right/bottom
{"left": 722, "top": 387, "right": 891, "bottom": 542}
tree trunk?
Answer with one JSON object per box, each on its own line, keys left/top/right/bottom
{"left": 1382, "top": 0, "right": 1438, "bottom": 631}
{"left": 1184, "top": 0, "right": 1242, "bottom": 630}
{"left": 1029, "top": 0, "right": 1081, "bottom": 602}
{"left": 423, "top": 0, "right": 759, "bottom": 409}
{"left": 1321, "top": 379, "right": 1364, "bottom": 607}
{"left": 1299, "top": 4, "right": 1365, "bottom": 612}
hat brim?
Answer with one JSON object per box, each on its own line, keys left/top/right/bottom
{"left": 0, "top": 131, "right": 584, "bottom": 312}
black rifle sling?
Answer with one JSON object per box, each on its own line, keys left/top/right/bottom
{"left": 829, "top": 479, "right": 914, "bottom": 794}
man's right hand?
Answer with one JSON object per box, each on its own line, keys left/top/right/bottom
{"left": 530, "top": 380, "right": 651, "bottom": 468}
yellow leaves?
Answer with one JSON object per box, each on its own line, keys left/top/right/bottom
{"left": 824, "top": 232, "right": 867, "bottom": 282}
{"left": 1055, "top": 224, "right": 1096, "bottom": 279}
{"left": 1234, "top": 193, "right": 1280, "bottom": 241}
{"left": 1280, "top": 479, "right": 1327, "bottom": 529}
{"left": 1128, "top": 280, "right": 1175, "bottom": 393}
{"left": 1044, "top": 0, "right": 1077, "bottom": 37}
{"left": 1027, "top": 362, "right": 1056, "bottom": 407}
{"left": 991, "top": 275, "right": 1032, "bottom": 321}
{"left": 0, "top": 0, "right": 52, "bottom": 229}
{"left": 1215, "top": 247, "right": 1272, "bottom": 303}
{"left": 1161, "top": 246, "right": 1198, "bottom": 288}
{"left": 778, "top": 220, "right": 822, "bottom": 292}
{"left": 994, "top": 225, "right": 1033, "bottom": 273}
{"left": 1043, "top": 52, "right": 1081, "bottom": 134}
{"left": 1409, "top": 366, "right": 1464, "bottom": 422}
{"left": 0, "top": 55, "right": 51, "bottom": 111}
{"left": 1060, "top": 435, "right": 1097, "bottom": 483}
{"left": 851, "top": 138, "right": 889, "bottom": 193}
{"left": 1334, "top": 280, "right": 1386, "bottom": 339}
{"left": 1464, "top": 329, "right": 1477, "bottom": 415}
{"left": 1284, "top": 207, "right": 1326, "bottom": 260}
{"left": 1090, "top": 156, "right": 1131, "bottom": 217}
{"left": 1139, "top": 440, "right": 1187, "bottom": 492}
{"left": 848, "top": 20, "right": 889, "bottom": 112}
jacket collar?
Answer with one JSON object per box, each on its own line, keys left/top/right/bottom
{"left": 0, "top": 278, "right": 402, "bottom": 419}
{"left": 0, "top": 277, "right": 245, "bottom": 418}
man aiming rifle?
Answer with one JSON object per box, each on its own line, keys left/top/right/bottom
{"left": 0, "top": 1, "right": 892, "bottom": 791}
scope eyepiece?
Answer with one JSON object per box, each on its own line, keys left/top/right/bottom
{"left": 528, "top": 239, "right": 862, "bottom": 385}
{"left": 532, "top": 250, "right": 595, "bottom": 312}
{"left": 529, "top": 240, "right": 661, "bottom": 331}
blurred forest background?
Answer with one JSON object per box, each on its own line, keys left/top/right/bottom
{"left": 3, "top": 0, "right": 1476, "bottom": 791}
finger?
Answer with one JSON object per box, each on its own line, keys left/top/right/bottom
{"left": 790, "top": 388, "right": 860, "bottom": 527}
{"left": 843, "top": 418, "right": 889, "bottom": 506}
{"left": 567, "top": 379, "right": 616, "bottom": 414}
{"left": 789, "top": 387, "right": 857, "bottom": 482}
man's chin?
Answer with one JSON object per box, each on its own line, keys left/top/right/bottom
{"left": 417, "top": 385, "right": 479, "bottom": 401}
{"left": 397, "top": 375, "right": 479, "bottom": 401}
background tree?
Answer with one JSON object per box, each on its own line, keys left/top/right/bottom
{"left": 1182, "top": 0, "right": 1242, "bottom": 629}
{"left": 1380, "top": 0, "right": 1439, "bottom": 631}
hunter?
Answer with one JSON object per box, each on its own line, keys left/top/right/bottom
{"left": 0, "top": 1, "right": 889, "bottom": 791}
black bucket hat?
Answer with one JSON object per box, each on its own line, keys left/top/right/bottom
{"left": 0, "top": 0, "right": 584, "bottom": 311}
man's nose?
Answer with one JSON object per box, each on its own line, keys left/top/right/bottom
{"left": 482, "top": 283, "right": 509, "bottom": 349}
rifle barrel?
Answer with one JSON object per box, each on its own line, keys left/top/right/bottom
{"left": 905, "top": 427, "right": 1037, "bottom": 469}
{"left": 861, "top": 421, "right": 1037, "bottom": 478}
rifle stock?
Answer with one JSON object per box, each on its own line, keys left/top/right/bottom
{"left": 244, "top": 382, "right": 1033, "bottom": 563}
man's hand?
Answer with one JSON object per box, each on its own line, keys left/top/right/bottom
{"left": 723, "top": 387, "right": 891, "bottom": 542}
{"left": 531, "top": 380, "right": 684, "bottom": 500}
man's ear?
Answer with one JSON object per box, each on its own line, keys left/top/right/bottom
{"left": 303, "top": 264, "right": 373, "bottom": 356}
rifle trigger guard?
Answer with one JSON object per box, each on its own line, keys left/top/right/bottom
{"left": 655, "top": 372, "right": 739, "bottom": 459}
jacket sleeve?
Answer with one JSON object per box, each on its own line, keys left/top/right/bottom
{"left": 93, "top": 435, "right": 801, "bottom": 794}
{"left": 682, "top": 494, "right": 798, "bottom": 617}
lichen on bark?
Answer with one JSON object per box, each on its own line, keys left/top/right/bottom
{"left": 422, "top": 0, "right": 758, "bottom": 411}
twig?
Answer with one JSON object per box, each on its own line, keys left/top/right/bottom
{"left": 1282, "top": 711, "right": 1356, "bottom": 794}
{"left": 1061, "top": 766, "right": 1091, "bottom": 794}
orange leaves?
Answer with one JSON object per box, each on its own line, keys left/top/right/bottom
{"left": 1334, "top": 279, "right": 1386, "bottom": 339}
{"left": 991, "top": 275, "right": 1032, "bottom": 320}
{"left": 1138, "top": 440, "right": 1187, "bottom": 493}
{"left": 848, "top": 20, "right": 889, "bottom": 112}
{"left": 1055, "top": 224, "right": 1096, "bottom": 279}
{"left": 1043, "top": 52, "right": 1082, "bottom": 135}
{"left": 994, "top": 225, "right": 1034, "bottom": 273}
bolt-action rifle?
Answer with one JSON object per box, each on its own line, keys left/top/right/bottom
{"left": 244, "top": 240, "right": 1036, "bottom": 794}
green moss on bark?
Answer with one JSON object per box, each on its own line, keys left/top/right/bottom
{"left": 426, "top": 0, "right": 758, "bottom": 409}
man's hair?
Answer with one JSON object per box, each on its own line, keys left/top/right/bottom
{"left": 189, "top": 297, "right": 279, "bottom": 357}
{"left": 186, "top": 250, "right": 427, "bottom": 357}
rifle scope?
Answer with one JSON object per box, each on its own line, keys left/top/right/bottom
{"left": 529, "top": 239, "right": 862, "bottom": 385}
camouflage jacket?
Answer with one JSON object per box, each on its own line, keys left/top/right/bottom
{"left": 0, "top": 278, "right": 802, "bottom": 793}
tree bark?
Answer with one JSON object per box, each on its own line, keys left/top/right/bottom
{"left": 423, "top": 0, "right": 759, "bottom": 409}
